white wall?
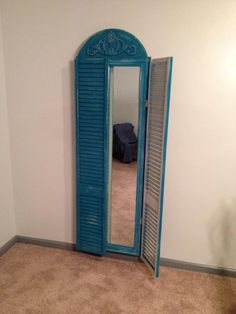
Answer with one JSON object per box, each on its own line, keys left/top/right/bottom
{"left": 0, "top": 11, "right": 16, "bottom": 247}
{"left": 0, "top": 0, "right": 235, "bottom": 268}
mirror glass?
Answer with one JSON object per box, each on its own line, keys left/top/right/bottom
{"left": 108, "top": 66, "right": 140, "bottom": 247}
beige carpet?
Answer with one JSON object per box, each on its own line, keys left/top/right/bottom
{"left": 110, "top": 159, "right": 137, "bottom": 246}
{"left": 0, "top": 244, "right": 235, "bottom": 314}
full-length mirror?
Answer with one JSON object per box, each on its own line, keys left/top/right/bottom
{"left": 76, "top": 28, "right": 173, "bottom": 276}
{"left": 108, "top": 66, "right": 140, "bottom": 247}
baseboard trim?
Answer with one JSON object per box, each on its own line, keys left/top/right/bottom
{"left": 1, "top": 235, "right": 235, "bottom": 277}
{"left": 160, "top": 257, "right": 236, "bottom": 278}
{"left": 0, "top": 235, "right": 18, "bottom": 257}
{"left": 17, "top": 235, "right": 76, "bottom": 251}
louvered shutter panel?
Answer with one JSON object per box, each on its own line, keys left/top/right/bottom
{"left": 141, "top": 57, "right": 173, "bottom": 276}
{"left": 75, "top": 59, "right": 106, "bottom": 255}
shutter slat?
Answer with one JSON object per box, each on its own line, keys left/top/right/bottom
{"left": 76, "top": 59, "right": 106, "bottom": 255}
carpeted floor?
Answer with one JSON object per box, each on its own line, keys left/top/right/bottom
{"left": 110, "top": 159, "right": 137, "bottom": 246}
{"left": 0, "top": 244, "right": 235, "bottom": 314}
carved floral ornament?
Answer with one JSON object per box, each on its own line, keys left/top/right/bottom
{"left": 87, "top": 31, "right": 137, "bottom": 57}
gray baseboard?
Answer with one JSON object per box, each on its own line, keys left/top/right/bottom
{"left": 160, "top": 257, "right": 236, "bottom": 278}
{"left": 17, "top": 235, "right": 76, "bottom": 251}
{"left": 1, "top": 235, "right": 235, "bottom": 278}
{"left": 0, "top": 235, "right": 18, "bottom": 256}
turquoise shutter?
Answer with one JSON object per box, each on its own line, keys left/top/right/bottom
{"left": 75, "top": 58, "right": 106, "bottom": 255}
{"left": 141, "top": 57, "right": 173, "bottom": 276}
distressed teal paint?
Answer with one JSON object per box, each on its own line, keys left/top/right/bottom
{"left": 75, "top": 58, "right": 106, "bottom": 255}
{"left": 75, "top": 29, "right": 148, "bottom": 256}
{"left": 155, "top": 57, "right": 173, "bottom": 276}
{"left": 75, "top": 29, "right": 173, "bottom": 271}
{"left": 78, "top": 29, "right": 148, "bottom": 60}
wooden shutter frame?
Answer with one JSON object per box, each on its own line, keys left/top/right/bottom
{"left": 75, "top": 58, "right": 107, "bottom": 255}
{"left": 141, "top": 57, "right": 173, "bottom": 276}
{"left": 75, "top": 29, "right": 149, "bottom": 256}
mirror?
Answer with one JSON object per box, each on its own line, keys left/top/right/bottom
{"left": 108, "top": 66, "right": 140, "bottom": 247}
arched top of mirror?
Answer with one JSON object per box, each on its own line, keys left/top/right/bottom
{"left": 77, "top": 28, "right": 148, "bottom": 60}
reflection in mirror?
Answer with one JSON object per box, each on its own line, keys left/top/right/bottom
{"left": 108, "top": 66, "right": 140, "bottom": 247}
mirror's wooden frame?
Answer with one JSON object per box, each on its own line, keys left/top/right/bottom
{"left": 106, "top": 60, "right": 148, "bottom": 255}
{"left": 75, "top": 29, "right": 149, "bottom": 256}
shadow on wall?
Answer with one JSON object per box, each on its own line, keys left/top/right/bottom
{"left": 60, "top": 34, "right": 103, "bottom": 243}
{"left": 60, "top": 36, "right": 94, "bottom": 243}
{"left": 208, "top": 199, "right": 236, "bottom": 313}
{"left": 61, "top": 61, "right": 76, "bottom": 243}
{"left": 61, "top": 38, "right": 87, "bottom": 243}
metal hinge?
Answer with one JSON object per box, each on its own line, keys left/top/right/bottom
{"left": 146, "top": 100, "right": 148, "bottom": 108}
{"left": 140, "top": 217, "right": 144, "bottom": 225}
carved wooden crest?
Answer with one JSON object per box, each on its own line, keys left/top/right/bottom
{"left": 87, "top": 31, "right": 137, "bottom": 56}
